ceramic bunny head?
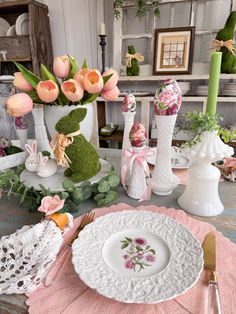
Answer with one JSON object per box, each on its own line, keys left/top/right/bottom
{"left": 37, "top": 152, "right": 57, "bottom": 178}
{"left": 25, "top": 141, "right": 39, "bottom": 172}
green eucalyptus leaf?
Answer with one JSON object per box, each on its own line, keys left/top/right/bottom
{"left": 94, "top": 193, "right": 106, "bottom": 201}
{"left": 62, "top": 179, "right": 75, "bottom": 191}
{"left": 42, "top": 151, "right": 51, "bottom": 157}
{"left": 108, "top": 174, "right": 120, "bottom": 187}
{"left": 14, "top": 62, "right": 40, "bottom": 88}
{"left": 80, "top": 181, "right": 91, "bottom": 188}
{"left": 106, "top": 190, "right": 118, "bottom": 201}
{"left": 60, "top": 191, "right": 69, "bottom": 200}
{"left": 97, "top": 198, "right": 106, "bottom": 206}
{"left": 91, "top": 183, "right": 98, "bottom": 194}
{"left": 98, "top": 180, "right": 110, "bottom": 193}
{"left": 82, "top": 187, "right": 92, "bottom": 200}
{"left": 72, "top": 189, "right": 83, "bottom": 201}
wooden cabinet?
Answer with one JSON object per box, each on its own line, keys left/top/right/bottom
{"left": 0, "top": 0, "right": 53, "bottom": 75}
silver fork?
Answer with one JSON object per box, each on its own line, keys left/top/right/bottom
{"left": 43, "top": 212, "right": 95, "bottom": 287}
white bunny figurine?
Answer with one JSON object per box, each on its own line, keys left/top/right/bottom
{"left": 25, "top": 141, "right": 39, "bottom": 172}
{"left": 37, "top": 152, "right": 57, "bottom": 178}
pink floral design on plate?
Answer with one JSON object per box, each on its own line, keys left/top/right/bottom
{"left": 121, "top": 237, "right": 157, "bottom": 272}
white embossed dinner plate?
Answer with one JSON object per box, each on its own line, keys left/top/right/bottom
{"left": 15, "top": 13, "right": 29, "bottom": 35}
{"left": 147, "top": 146, "right": 192, "bottom": 169}
{"left": 0, "top": 18, "right": 10, "bottom": 36}
{"left": 72, "top": 210, "right": 203, "bottom": 304}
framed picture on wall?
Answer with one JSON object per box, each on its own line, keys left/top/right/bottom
{"left": 153, "top": 27, "right": 195, "bottom": 75}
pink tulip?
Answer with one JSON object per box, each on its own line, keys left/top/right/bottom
{"left": 53, "top": 55, "right": 70, "bottom": 78}
{"left": 61, "top": 79, "right": 84, "bottom": 102}
{"left": 37, "top": 80, "right": 59, "bottom": 103}
{"left": 6, "top": 93, "right": 33, "bottom": 117}
{"left": 102, "top": 68, "right": 118, "bottom": 91}
{"left": 38, "top": 195, "right": 65, "bottom": 216}
{"left": 13, "top": 72, "right": 33, "bottom": 91}
{"left": 83, "top": 69, "right": 104, "bottom": 93}
{"left": 101, "top": 86, "right": 120, "bottom": 101}
{"left": 74, "top": 68, "right": 90, "bottom": 86}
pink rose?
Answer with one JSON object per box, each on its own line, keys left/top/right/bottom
{"left": 145, "top": 254, "right": 156, "bottom": 262}
{"left": 134, "top": 237, "right": 147, "bottom": 246}
{"left": 125, "top": 260, "right": 134, "bottom": 269}
{"left": 38, "top": 195, "right": 65, "bottom": 216}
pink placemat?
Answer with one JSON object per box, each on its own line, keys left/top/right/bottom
{"left": 26, "top": 203, "right": 236, "bottom": 314}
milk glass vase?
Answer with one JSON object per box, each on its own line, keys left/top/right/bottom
{"left": 32, "top": 104, "right": 53, "bottom": 154}
{"left": 178, "top": 131, "right": 233, "bottom": 216}
{"left": 151, "top": 114, "right": 179, "bottom": 195}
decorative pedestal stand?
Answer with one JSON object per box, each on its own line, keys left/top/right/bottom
{"left": 122, "top": 111, "right": 136, "bottom": 185}
{"left": 127, "top": 146, "right": 149, "bottom": 200}
{"left": 151, "top": 114, "right": 179, "bottom": 195}
{"left": 32, "top": 106, "right": 53, "bottom": 154}
{"left": 178, "top": 131, "right": 234, "bottom": 217}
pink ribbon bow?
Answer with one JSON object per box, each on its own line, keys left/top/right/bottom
{"left": 121, "top": 147, "right": 154, "bottom": 202}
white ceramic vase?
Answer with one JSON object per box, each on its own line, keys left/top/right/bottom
{"left": 31, "top": 106, "right": 53, "bottom": 154}
{"left": 127, "top": 146, "right": 149, "bottom": 200}
{"left": 122, "top": 111, "right": 136, "bottom": 185}
{"left": 151, "top": 114, "right": 179, "bottom": 195}
{"left": 122, "top": 111, "right": 136, "bottom": 151}
{"left": 44, "top": 103, "right": 94, "bottom": 141}
{"left": 178, "top": 131, "right": 234, "bottom": 217}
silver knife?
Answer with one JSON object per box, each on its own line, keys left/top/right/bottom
{"left": 203, "top": 232, "right": 222, "bottom": 314}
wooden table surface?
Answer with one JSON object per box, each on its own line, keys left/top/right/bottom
{"left": 0, "top": 149, "right": 235, "bottom": 313}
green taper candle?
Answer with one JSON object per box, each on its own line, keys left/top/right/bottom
{"left": 206, "top": 52, "right": 222, "bottom": 116}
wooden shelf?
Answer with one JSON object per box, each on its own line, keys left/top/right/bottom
{"left": 99, "top": 130, "right": 123, "bottom": 142}
{"left": 118, "top": 74, "right": 236, "bottom": 81}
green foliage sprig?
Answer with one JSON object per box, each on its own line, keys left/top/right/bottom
{"left": 0, "top": 166, "right": 120, "bottom": 213}
{"left": 183, "top": 111, "right": 236, "bottom": 147}
{"left": 114, "top": 0, "right": 160, "bottom": 20}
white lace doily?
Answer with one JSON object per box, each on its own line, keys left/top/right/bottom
{"left": 72, "top": 210, "right": 203, "bottom": 304}
{"left": 0, "top": 219, "right": 65, "bottom": 294}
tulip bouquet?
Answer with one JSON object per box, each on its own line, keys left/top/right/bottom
{"left": 6, "top": 56, "right": 119, "bottom": 117}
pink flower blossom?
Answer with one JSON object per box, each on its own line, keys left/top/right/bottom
{"left": 38, "top": 195, "right": 65, "bottom": 216}
{"left": 134, "top": 238, "right": 147, "bottom": 246}
{"left": 136, "top": 253, "right": 144, "bottom": 259}
{"left": 6, "top": 93, "right": 33, "bottom": 117}
{"left": 125, "top": 260, "right": 135, "bottom": 269}
{"left": 123, "top": 254, "right": 129, "bottom": 260}
{"left": 145, "top": 254, "right": 156, "bottom": 262}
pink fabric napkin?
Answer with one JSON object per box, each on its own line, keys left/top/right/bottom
{"left": 26, "top": 203, "right": 236, "bottom": 314}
